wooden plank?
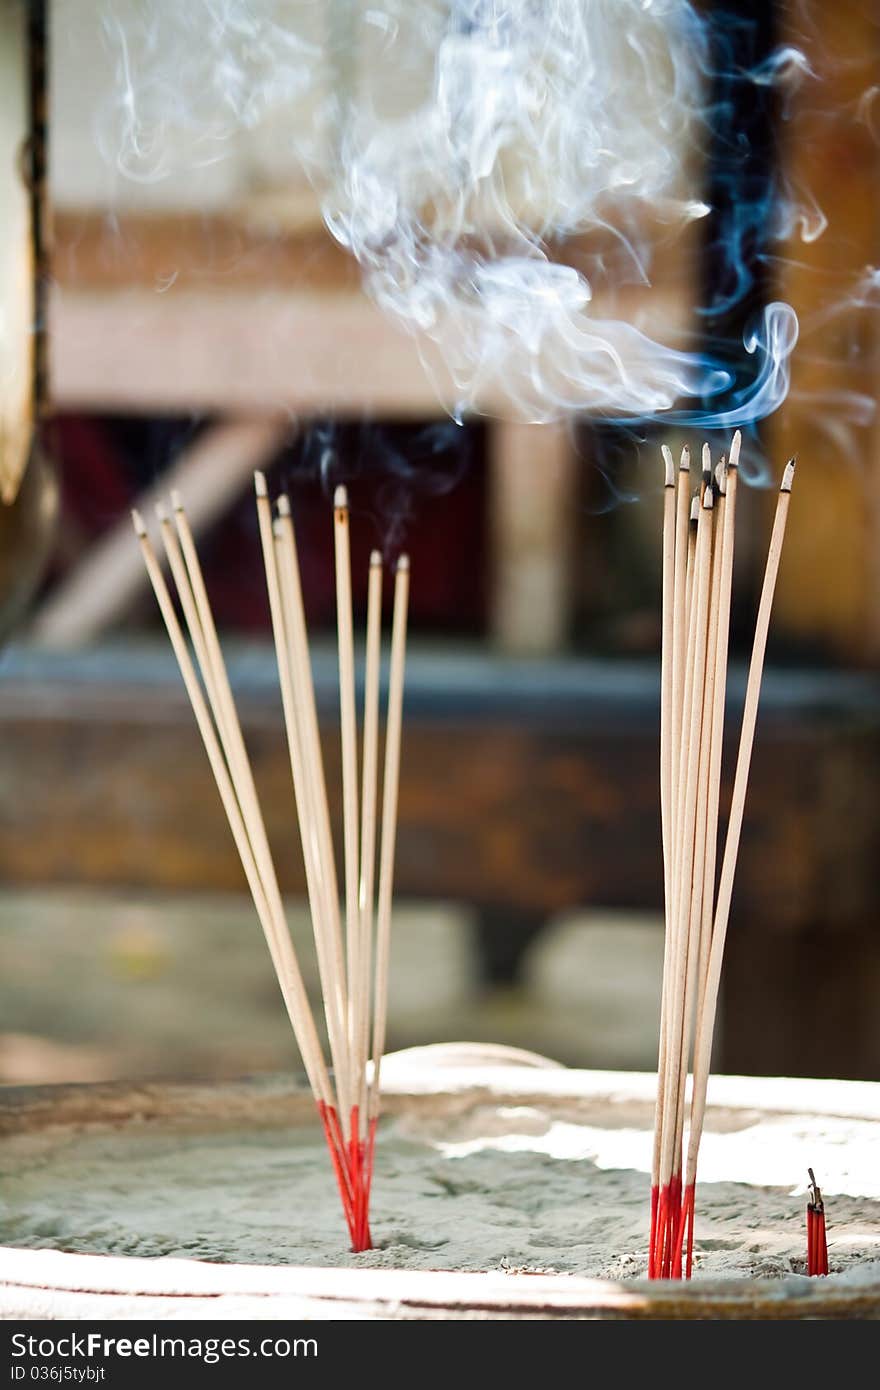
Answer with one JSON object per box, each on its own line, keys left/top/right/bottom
{"left": 51, "top": 210, "right": 693, "bottom": 298}
{"left": 0, "top": 652, "right": 877, "bottom": 931}
{"left": 51, "top": 212, "right": 362, "bottom": 294}
{"left": 765, "top": 6, "right": 880, "bottom": 657}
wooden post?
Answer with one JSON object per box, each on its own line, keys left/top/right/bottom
{"left": 0, "top": 0, "right": 35, "bottom": 505}
{"left": 488, "top": 420, "right": 578, "bottom": 655}
{"left": 765, "top": 7, "right": 880, "bottom": 660}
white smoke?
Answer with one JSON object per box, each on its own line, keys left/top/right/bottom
{"left": 94, "top": 0, "right": 803, "bottom": 423}
{"left": 321, "top": 0, "right": 727, "bottom": 420}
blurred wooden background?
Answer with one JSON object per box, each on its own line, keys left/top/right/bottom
{"left": 0, "top": 1, "right": 879, "bottom": 1084}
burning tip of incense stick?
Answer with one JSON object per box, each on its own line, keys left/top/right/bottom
{"left": 254, "top": 471, "right": 268, "bottom": 498}
{"left": 131, "top": 509, "right": 146, "bottom": 537}
{"left": 702, "top": 482, "right": 715, "bottom": 509}
{"left": 781, "top": 457, "right": 797, "bottom": 492}
{"left": 154, "top": 499, "right": 170, "bottom": 524}
{"left": 689, "top": 495, "right": 700, "bottom": 524}
{"left": 276, "top": 494, "right": 292, "bottom": 518}
{"left": 661, "top": 444, "right": 675, "bottom": 488}
{"left": 729, "top": 430, "right": 742, "bottom": 470}
{"left": 679, "top": 445, "right": 690, "bottom": 470}
{"left": 701, "top": 442, "right": 712, "bottom": 476}
{"left": 396, "top": 554, "right": 410, "bottom": 573}
{"left": 334, "top": 485, "right": 349, "bottom": 511}
{"left": 370, "top": 549, "right": 383, "bottom": 568}
{"left": 170, "top": 489, "right": 184, "bottom": 512}
{"left": 715, "top": 455, "right": 727, "bottom": 494}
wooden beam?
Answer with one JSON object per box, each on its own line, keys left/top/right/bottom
{"left": 49, "top": 286, "right": 442, "bottom": 418}
{"left": 49, "top": 282, "right": 696, "bottom": 421}
{"left": 49, "top": 211, "right": 696, "bottom": 419}
{"left": 30, "top": 417, "right": 289, "bottom": 647}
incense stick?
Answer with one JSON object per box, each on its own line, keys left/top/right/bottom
{"left": 685, "top": 459, "right": 796, "bottom": 1189}
{"left": 671, "top": 445, "right": 692, "bottom": 817}
{"left": 271, "top": 496, "right": 350, "bottom": 1125}
{"left": 652, "top": 447, "right": 694, "bottom": 1275}
{"left": 649, "top": 435, "right": 793, "bottom": 1280}
{"left": 659, "top": 445, "right": 677, "bottom": 900}
{"left": 358, "top": 553, "right": 383, "bottom": 1116}
{"left": 658, "top": 474, "right": 713, "bottom": 1273}
{"left": 369, "top": 554, "right": 410, "bottom": 1124}
{"left": 650, "top": 445, "right": 677, "bottom": 1274}
{"left": 255, "top": 479, "right": 352, "bottom": 1132}
{"left": 669, "top": 481, "right": 715, "bottom": 1276}
{"left": 333, "top": 486, "right": 362, "bottom": 1074}
{"left": 273, "top": 493, "right": 349, "bottom": 1102}
{"left": 136, "top": 475, "right": 411, "bottom": 1251}
{"left": 131, "top": 510, "right": 330, "bottom": 1110}
{"left": 134, "top": 482, "right": 411, "bottom": 1253}
{"left": 147, "top": 500, "right": 357, "bottom": 1229}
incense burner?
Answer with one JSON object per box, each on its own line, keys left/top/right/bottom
{"left": 1, "top": 1049, "right": 878, "bottom": 1320}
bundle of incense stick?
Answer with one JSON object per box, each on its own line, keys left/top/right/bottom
{"left": 807, "top": 1169, "right": 829, "bottom": 1276}
{"left": 132, "top": 480, "right": 410, "bottom": 1252}
{"left": 649, "top": 432, "right": 796, "bottom": 1280}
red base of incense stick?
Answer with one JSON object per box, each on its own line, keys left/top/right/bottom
{"left": 673, "top": 1182, "right": 695, "bottom": 1280}
{"left": 807, "top": 1205, "right": 828, "bottom": 1276}
{"left": 648, "top": 1186, "right": 659, "bottom": 1279}
{"left": 807, "top": 1169, "right": 828, "bottom": 1277}
{"left": 649, "top": 1176, "right": 695, "bottom": 1280}
{"left": 348, "top": 1106, "right": 374, "bottom": 1254}
{"left": 318, "top": 1102, "right": 374, "bottom": 1253}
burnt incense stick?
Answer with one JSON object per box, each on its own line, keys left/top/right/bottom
{"left": 682, "top": 492, "right": 699, "bottom": 663}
